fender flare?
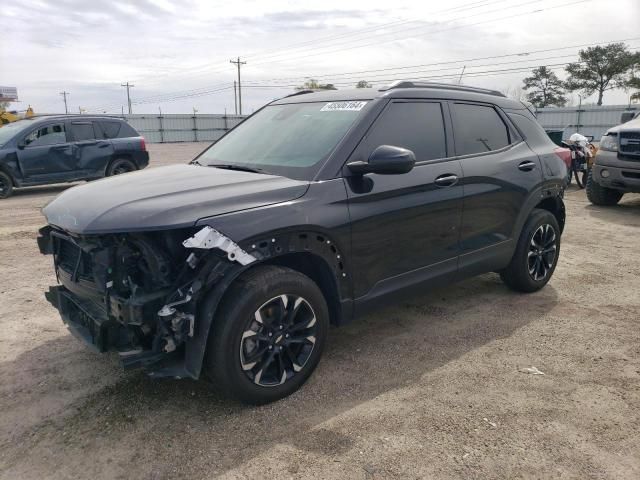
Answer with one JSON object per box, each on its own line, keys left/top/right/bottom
{"left": 511, "top": 186, "right": 565, "bottom": 242}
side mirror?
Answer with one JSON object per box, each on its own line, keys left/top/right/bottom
{"left": 347, "top": 145, "right": 416, "bottom": 175}
{"left": 17, "top": 140, "right": 26, "bottom": 149}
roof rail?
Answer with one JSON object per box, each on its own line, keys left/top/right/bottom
{"left": 282, "top": 89, "right": 315, "bottom": 98}
{"left": 379, "top": 81, "right": 506, "bottom": 98}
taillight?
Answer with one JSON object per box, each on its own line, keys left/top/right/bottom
{"left": 554, "top": 147, "right": 571, "bottom": 168}
{"left": 140, "top": 137, "right": 146, "bottom": 151}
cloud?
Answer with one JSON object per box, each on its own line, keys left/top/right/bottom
{"left": 3, "top": 0, "right": 640, "bottom": 114}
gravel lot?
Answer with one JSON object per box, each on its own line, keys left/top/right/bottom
{"left": 0, "top": 142, "right": 639, "bottom": 479}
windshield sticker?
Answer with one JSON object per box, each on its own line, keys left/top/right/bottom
{"left": 320, "top": 101, "right": 368, "bottom": 112}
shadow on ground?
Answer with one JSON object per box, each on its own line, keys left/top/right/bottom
{"left": 0, "top": 274, "right": 559, "bottom": 478}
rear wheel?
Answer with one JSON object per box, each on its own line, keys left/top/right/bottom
{"left": 204, "top": 265, "right": 329, "bottom": 404}
{"left": 0, "top": 171, "right": 14, "bottom": 199}
{"left": 500, "top": 209, "right": 560, "bottom": 293}
{"left": 586, "top": 169, "right": 623, "bottom": 206}
{"left": 106, "top": 158, "right": 137, "bottom": 176}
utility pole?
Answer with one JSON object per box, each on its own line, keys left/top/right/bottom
{"left": 120, "top": 81, "right": 135, "bottom": 114}
{"left": 59, "top": 91, "right": 69, "bottom": 114}
{"left": 457, "top": 66, "right": 466, "bottom": 85}
{"left": 233, "top": 80, "right": 237, "bottom": 115}
{"left": 230, "top": 57, "right": 246, "bottom": 115}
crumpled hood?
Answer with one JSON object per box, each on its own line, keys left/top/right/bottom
{"left": 43, "top": 164, "right": 309, "bottom": 234}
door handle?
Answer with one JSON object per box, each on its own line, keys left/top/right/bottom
{"left": 434, "top": 174, "right": 458, "bottom": 187}
{"left": 518, "top": 161, "right": 537, "bottom": 172}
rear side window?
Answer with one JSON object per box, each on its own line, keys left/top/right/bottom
{"left": 24, "top": 123, "right": 66, "bottom": 147}
{"left": 117, "top": 122, "right": 139, "bottom": 138}
{"left": 99, "top": 121, "right": 122, "bottom": 139}
{"left": 364, "top": 102, "right": 447, "bottom": 161}
{"left": 69, "top": 122, "right": 97, "bottom": 141}
{"left": 452, "top": 103, "right": 510, "bottom": 156}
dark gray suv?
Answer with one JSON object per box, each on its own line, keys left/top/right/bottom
{"left": 0, "top": 115, "right": 149, "bottom": 198}
{"left": 37, "top": 82, "right": 567, "bottom": 404}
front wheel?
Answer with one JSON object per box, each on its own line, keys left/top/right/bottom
{"left": 0, "top": 171, "right": 14, "bottom": 199}
{"left": 204, "top": 265, "right": 329, "bottom": 404}
{"left": 586, "top": 169, "right": 623, "bottom": 206}
{"left": 500, "top": 209, "right": 561, "bottom": 293}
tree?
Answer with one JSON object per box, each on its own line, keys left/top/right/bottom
{"left": 355, "top": 80, "right": 372, "bottom": 88}
{"left": 295, "top": 79, "right": 337, "bottom": 91}
{"left": 624, "top": 53, "right": 640, "bottom": 102}
{"left": 565, "top": 43, "right": 637, "bottom": 106}
{"left": 521, "top": 66, "right": 566, "bottom": 107}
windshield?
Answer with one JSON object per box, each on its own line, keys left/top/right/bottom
{"left": 198, "top": 101, "right": 368, "bottom": 179}
{"left": 0, "top": 119, "right": 32, "bottom": 147}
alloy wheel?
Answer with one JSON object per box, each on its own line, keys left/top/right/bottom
{"left": 240, "top": 294, "right": 317, "bottom": 387}
{"left": 112, "top": 163, "right": 134, "bottom": 175}
{"left": 527, "top": 224, "right": 557, "bottom": 281}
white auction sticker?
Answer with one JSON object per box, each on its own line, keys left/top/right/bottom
{"left": 320, "top": 101, "right": 368, "bottom": 112}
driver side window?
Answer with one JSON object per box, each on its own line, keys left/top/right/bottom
{"left": 24, "top": 123, "right": 67, "bottom": 147}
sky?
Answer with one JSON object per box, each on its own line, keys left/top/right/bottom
{"left": 2, "top": 0, "right": 639, "bottom": 114}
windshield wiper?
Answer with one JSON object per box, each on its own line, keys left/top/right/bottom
{"left": 209, "top": 163, "right": 265, "bottom": 174}
{"left": 190, "top": 159, "right": 203, "bottom": 166}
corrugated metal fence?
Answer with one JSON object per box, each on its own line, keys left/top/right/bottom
{"left": 534, "top": 104, "right": 639, "bottom": 141}
{"left": 124, "top": 114, "right": 246, "bottom": 143}
{"left": 123, "top": 106, "right": 640, "bottom": 144}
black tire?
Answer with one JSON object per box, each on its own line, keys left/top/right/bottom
{"left": 586, "top": 169, "right": 623, "bottom": 206}
{"left": 0, "top": 171, "right": 14, "bottom": 199}
{"left": 106, "top": 158, "right": 137, "bottom": 176}
{"left": 572, "top": 160, "right": 587, "bottom": 188}
{"left": 500, "top": 209, "right": 561, "bottom": 293}
{"left": 204, "top": 265, "right": 329, "bottom": 404}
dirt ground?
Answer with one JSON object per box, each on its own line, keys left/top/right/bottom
{"left": 0, "top": 142, "right": 638, "bottom": 479}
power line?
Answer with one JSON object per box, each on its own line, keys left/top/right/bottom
{"left": 241, "top": 0, "right": 510, "bottom": 62}
{"left": 84, "top": 34, "right": 638, "bottom": 113}
{"left": 127, "top": 0, "right": 507, "bottom": 87}
{"left": 248, "top": 0, "right": 591, "bottom": 67}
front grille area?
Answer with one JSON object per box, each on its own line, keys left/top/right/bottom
{"left": 54, "top": 235, "right": 94, "bottom": 280}
{"left": 619, "top": 132, "right": 640, "bottom": 157}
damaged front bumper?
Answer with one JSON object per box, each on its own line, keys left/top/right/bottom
{"left": 38, "top": 225, "right": 256, "bottom": 379}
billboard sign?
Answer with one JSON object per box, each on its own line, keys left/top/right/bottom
{"left": 0, "top": 87, "right": 18, "bottom": 101}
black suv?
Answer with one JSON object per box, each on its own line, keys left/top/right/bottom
{"left": 0, "top": 115, "right": 149, "bottom": 198}
{"left": 37, "top": 82, "right": 566, "bottom": 404}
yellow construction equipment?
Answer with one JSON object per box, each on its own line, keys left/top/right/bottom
{"left": 0, "top": 105, "right": 34, "bottom": 126}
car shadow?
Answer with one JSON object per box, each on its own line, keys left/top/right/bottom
{"left": 584, "top": 194, "right": 640, "bottom": 227}
{"left": 0, "top": 275, "right": 559, "bottom": 478}
{"left": 11, "top": 183, "right": 80, "bottom": 198}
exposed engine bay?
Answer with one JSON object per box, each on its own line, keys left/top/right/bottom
{"left": 38, "top": 225, "right": 256, "bottom": 377}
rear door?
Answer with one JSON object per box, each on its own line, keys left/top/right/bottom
{"left": 345, "top": 100, "right": 464, "bottom": 301}
{"left": 17, "top": 122, "right": 75, "bottom": 178}
{"left": 68, "top": 121, "right": 114, "bottom": 175}
{"left": 450, "top": 102, "right": 542, "bottom": 272}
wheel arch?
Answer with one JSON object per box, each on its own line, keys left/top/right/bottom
{"left": 105, "top": 155, "right": 137, "bottom": 175}
{"left": 184, "top": 229, "right": 351, "bottom": 379}
{"left": 534, "top": 195, "right": 565, "bottom": 233}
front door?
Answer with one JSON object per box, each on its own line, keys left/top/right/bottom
{"left": 68, "top": 121, "right": 114, "bottom": 175}
{"left": 344, "top": 100, "right": 463, "bottom": 301}
{"left": 17, "top": 122, "right": 75, "bottom": 179}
